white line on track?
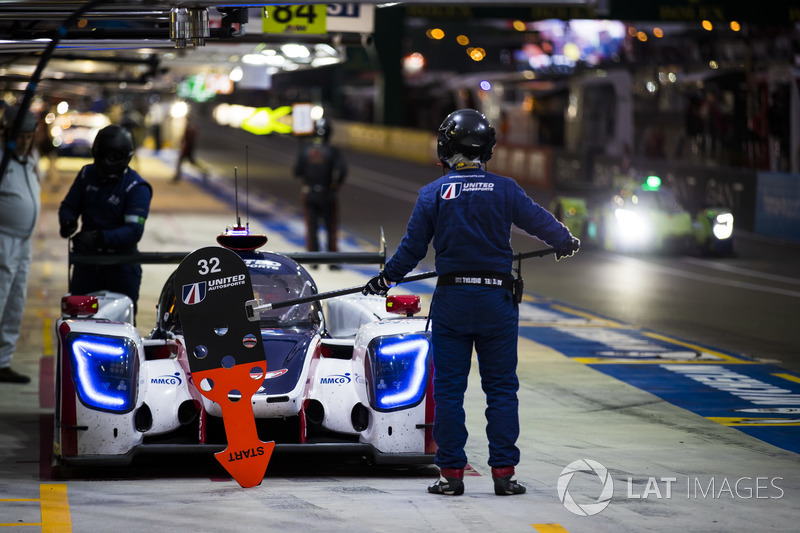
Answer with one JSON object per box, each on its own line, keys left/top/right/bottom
{"left": 347, "top": 170, "right": 424, "bottom": 203}
{"left": 681, "top": 257, "right": 800, "bottom": 286}
{"left": 612, "top": 255, "right": 800, "bottom": 298}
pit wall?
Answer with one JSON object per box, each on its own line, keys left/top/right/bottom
{"left": 334, "top": 120, "right": 553, "bottom": 190}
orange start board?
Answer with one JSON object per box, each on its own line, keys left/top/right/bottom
{"left": 174, "top": 246, "right": 273, "bottom": 487}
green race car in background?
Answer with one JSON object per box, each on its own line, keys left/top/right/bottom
{"left": 551, "top": 176, "right": 734, "bottom": 255}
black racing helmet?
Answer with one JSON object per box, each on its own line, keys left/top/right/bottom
{"left": 2, "top": 105, "right": 38, "bottom": 162}
{"left": 92, "top": 124, "right": 134, "bottom": 181}
{"left": 437, "top": 108, "right": 496, "bottom": 165}
{"left": 314, "top": 118, "right": 332, "bottom": 141}
{"left": 1, "top": 105, "right": 37, "bottom": 133}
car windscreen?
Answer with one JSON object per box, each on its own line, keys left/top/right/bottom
{"left": 626, "top": 189, "right": 684, "bottom": 213}
{"left": 244, "top": 258, "right": 321, "bottom": 329}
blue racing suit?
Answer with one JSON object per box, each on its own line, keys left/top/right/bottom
{"left": 59, "top": 164, "right": 152, "bottom": 313}
{"left": 383, "top": 162, "right": 573, "bottom": 470}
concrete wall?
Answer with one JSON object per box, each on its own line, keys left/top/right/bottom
{"left": 334, "top": 121, "right": 554, "bottom": 190}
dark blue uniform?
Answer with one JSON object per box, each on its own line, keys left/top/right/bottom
{"left": 293, "top": 141, "right": 347, "bottom": 252}
{"left": 384, "top": 161, "right": 572, "bottom": 471}
{"left": 59, "top": 164, "right": 152, "bottom": 312}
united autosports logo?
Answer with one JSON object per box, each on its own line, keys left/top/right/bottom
{"left": 440, "top": 182, "right": 462, "bottom": 199}
{"left": 441, "top": 181, "right": 495, "bottom": 199}
{"left": 182, "top": 282, "right": 207, "bottom": 305}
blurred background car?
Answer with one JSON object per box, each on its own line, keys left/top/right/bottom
{"left": 50, "top": 111, "right": 111, "bottom": 157}
{"left": 552, "top": 175, "right": 735, "bottom": 255}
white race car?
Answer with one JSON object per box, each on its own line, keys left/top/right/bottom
{"left": 53, "top": 232, "right": 435, "bottom": 478}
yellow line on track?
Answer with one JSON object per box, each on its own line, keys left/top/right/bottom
{"left": 40, "top": 484, "right": 71, "bottom": 533}
{"left": 532, "top": 524, "right": 569, "bottom": 532}
{"left": 707, "top": 416, "right": 800, "bottom": 427}
{"left": 549, "top": 304, "right": 626, "bottom": 327}
{"left": 773, "top": 373, "right": 800, "bottom": 384}
{"left": 642, "top": 332, "right": 756, "bottom": 363}
{"left": 0, "top": 485, "right": 71, "bottom": 531}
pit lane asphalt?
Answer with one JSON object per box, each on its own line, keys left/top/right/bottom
{"left": 1, "top": 150, "right": 798, "bottom": 533}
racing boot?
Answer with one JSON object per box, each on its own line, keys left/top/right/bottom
{"left": 492, "top": 466, "right": 526, "bottom": 496}
{"left": 427, "top": 467, "right": 464, "bottom": 496}
{"left": 0, "top": 366, "right": 30, "bottom": 384}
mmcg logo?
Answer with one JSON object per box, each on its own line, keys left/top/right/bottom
{"left": 151, "top": 372, "right": 183, "bottom": 386}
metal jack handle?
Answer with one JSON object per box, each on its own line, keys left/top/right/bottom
{"left": 245, "top": 247, "right": 555, "bottom": 320}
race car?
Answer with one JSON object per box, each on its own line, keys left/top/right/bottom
{"left": 50, "top": 111, "right": 111, "bottom": 157}
{"left": 551, "top": 175, "right": 734, "bottom": 255}
{"left": 53, "top": 230, "right": 435, "bottom": 473}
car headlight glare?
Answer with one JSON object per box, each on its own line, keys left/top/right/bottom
{"left": 68, "top": 333, "right": 138, "bottom": 413}
{"left": 367, "top": 333, "right": 430, "bottom": 412}
{"left": 712, "top": 213, "right": 734, "bottom": 240}
{"left": 614, "top": 208, "right": 651, "bottom": 243}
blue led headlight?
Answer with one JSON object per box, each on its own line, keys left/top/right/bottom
{"left": 67, "top": 333, "right": 138, "bottom": 413}
{"left": 366, "top": 333, "right": 431, "bottom": 412}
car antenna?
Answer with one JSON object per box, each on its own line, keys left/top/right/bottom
{"left": 245, "top": 144, "right": 251, "bottom": 232}
{"left": 233, "top": 166, "right": 241, "bottom": 227}
{"left": 217, "top": 150, "right": 268, "bottom": 250}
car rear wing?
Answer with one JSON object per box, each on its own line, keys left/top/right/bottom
{"left": 69, "top": 228, "right": 388, "bottom": 267}
{"left": 68, "top": 250, "right": 387, "bottom": 266}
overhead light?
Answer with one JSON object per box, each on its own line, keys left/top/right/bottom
{"left": 315, "top": 43, "right": 338, "bottom": 56}
{"left": 310, "top": 106, "right": 324, "bottom": 120}
{"left": 402, "top": 52, "right": 425, "bottom": 73}
{"left": 280, "top": 44, "right": 310, "bottom": 59}
{"left": 311, "top": 57, "right": 340, "bottom": 68}
{"left": 427, "top": 28, "right": 444, "bottom": 40}
{"left": 242, "top": 54, "right": 269, "bottom": 65}
{"left": 467, "top": 47, "right": 486, "bottom": 62}
{"left": 171, "top": 101, "right": 189, "bottom": 119}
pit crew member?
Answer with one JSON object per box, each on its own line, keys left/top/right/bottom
{"left": 363, "top": 109, "right": 580, "bottom": 496}
{"left": 0, "top": 105, "right": 40, "bottom": 384}
{"left": 293, "top": 118, "right": 347, "bottom": 257}
{"left": 58, "top": 124, "right": 152, "bottom": 319}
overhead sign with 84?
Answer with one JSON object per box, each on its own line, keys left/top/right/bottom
{"left": 262, "top": 4, "right": 327, "bottom": 35}
{"left": 262, "top": 4, "right": 374, "bottom": 35}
